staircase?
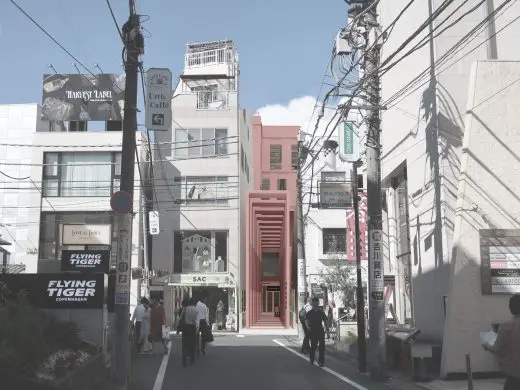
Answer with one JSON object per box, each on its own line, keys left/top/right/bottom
{"left": 240, "top": 314, "right": 298, "bottom": 336}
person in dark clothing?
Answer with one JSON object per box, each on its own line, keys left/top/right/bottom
{"left": 305, "top": 297, "right": 330, "bottom": 367}
{"left": 299, "top": 299, "right": 312, "bottom": 353}
{"left": 177, "top": 296, "right": 198, "bottom": 366}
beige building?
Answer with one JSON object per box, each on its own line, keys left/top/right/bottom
{"left": 379, "top": 0, "right": 520, "bottom": 376}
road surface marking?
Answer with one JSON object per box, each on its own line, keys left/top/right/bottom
{"left": 152, "top": 340, "right": 172, "bottom": 390}
{"left": 272, "top": 339, "right": 368, "bottom": 390}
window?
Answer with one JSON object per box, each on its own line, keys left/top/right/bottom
{"left": 322, "top": 228, "right": 347, "bottom": 254}
{"left": 175, "top": 128, "right": 228, "bottom": 157}
{"left": 68, "top": 121, "right": 87, "bottom": 132}
{"left": 39, "top": 212, "right": 114, "bottom": 266}
{"left": 291, "top": 144, "right": 298, "bottom": 170}
{"left": 261, "top": 178, "right": 270, "bottom": 190}
{"left": 173, "top": 176, "right": 230, "bottom": 204}
{"left": 42, "top": 152, "right": 121, "bottom": 197}
{"left": 278, "top": 179, "right": 287, "bottom": 190}
{"left": 173, "top": 230, "right": 228, "bottom": 273}
{"left": 270, "top": 144, "right": 282, "bottom": 170}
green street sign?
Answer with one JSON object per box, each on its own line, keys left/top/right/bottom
{"left": 343, "top": 122, "right": 354, "bottom": 155}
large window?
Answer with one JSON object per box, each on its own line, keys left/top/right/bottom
{"left": 270, "top": 144, "right": 282, "bottom": 170}
{"left": 42, "top": 152, "right": 121, "bottom": 197}
{"left": 39, "top": 212, "right": 116, "bottom": 267}
{"left": 173, "top": 230, "right": 228, "bottom": 273}
{"left": 322, "top": 228, "right": 347, "bottom": 254}
{"left": 173, "top": 176, "right": 231, "bottom": 204}
{"left": 175, "top": 128, "right": 228, "bottom": 157}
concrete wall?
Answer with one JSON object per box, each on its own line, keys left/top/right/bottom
{"left": 251, "top": 118, "right": 298, "bottom": 209}
{"left": 379, "top": 0, "right": 520, "bottom": 342}
{"left": 441, "top": 61, "right": 520, "bottom": 376}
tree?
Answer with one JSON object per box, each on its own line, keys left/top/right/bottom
{"left": 318, "top": 257, "right": 357, "bottom": 313}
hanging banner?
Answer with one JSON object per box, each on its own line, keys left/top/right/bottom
{"left": 369, "top": 229, "right": 384, "bottom": 301}
{"left": 0, "top": 273, "right": 106, "bottom": 309}
{"left": 61, "top": 250, "right": 110, "bottom": 273}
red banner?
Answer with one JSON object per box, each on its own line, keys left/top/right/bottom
{"left": 346, "top": 191, "right": 368, "bottom": 261}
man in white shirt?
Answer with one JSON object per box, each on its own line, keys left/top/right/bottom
{"left": 195, "top": 294, "right": 210, "bottom": 355}
{"left": 131, "top": 298, "right": 146, "bottom": 353}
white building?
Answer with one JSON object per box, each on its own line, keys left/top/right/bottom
{"left": 379, "top": 0, "right": 520, "bottom": 376}
{"left": 152, "top": 40, "right": 253, "bottom": 331}
{"left": 0, "top": 104, "right": 42, "bottom": 273}
{"left": 0, "top": 102, "right": 151, "bottom": 311}
{"left": 301, "top": 117, "right": 374, "bottom": 318}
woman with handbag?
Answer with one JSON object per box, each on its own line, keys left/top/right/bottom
{"left": 150, "top": 299, "right": 168, "bottom": 355}
{"left": 177, "top": 296, "right": 198, "bottom": 366}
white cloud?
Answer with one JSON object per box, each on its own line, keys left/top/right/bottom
{"left": 255, "top": 96, "right": 339, "bottom": 141}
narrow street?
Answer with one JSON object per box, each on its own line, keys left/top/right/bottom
{"left": 130, "top": 335, "right": 422, "bottom": 390}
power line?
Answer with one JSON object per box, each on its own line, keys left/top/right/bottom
{"left": 105, "top": 0, "right": 124, "bottom": 42}
{"left": 9, "top": 0, "right": 96, "bottom": 77}
{"left": 383, "top": 0, "right": 516, "bottom": 108}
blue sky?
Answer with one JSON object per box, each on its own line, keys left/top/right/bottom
{"left": 0, "top": 0, "right": 347, "bottom": 115}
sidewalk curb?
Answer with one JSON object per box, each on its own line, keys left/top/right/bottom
{"left": 281, "top": 337, "right": 427, "bottom": 390}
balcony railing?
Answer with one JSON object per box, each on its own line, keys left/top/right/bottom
{"left": 196, "top": 90, "right": 229, "bottom": 110}
{"left": 185, "top": 48, "right": 232, "bottom": 68}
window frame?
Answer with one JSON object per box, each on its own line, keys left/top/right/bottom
{"left": 277, "top": 178, "right": 287, "bottom": 190}
{"left": 291, "top": 144, "right": 298, "bottom": 170}
{"left": 322, "top": 228, "right": 347, "bottom": 255}
{"left": 172, "top": 175, "right": 230, "bottom": 205}
{"left": 261, "top": 178, "right": 270, "bottom": 190}
{"left": 270, "top": 144, "right": 282, "bottom": 170}
{"left": 175, "top": 128, "right": 228, "bottom": 157}
{"left": 42, "top": 151, "right": 121, "bottom": 197}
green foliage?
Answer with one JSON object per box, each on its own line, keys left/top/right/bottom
{"left": 319, "top": 258, "right": 357, "bottom": 308}
{"left": 0, "top": 283, "right": 83, "bottom": 378}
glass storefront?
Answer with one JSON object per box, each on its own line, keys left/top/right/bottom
{"left": 39, "top": 212, "right": 117, "bottom": 269}
{"left": 173, "top": 230, "right": 228, "bottom": 273}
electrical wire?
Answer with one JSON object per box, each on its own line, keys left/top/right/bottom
{"left": 383, "top": 0, "right": 516, "bottom": 108}
{"left": 105, "top": 0, "right": 124, "bottom": 42}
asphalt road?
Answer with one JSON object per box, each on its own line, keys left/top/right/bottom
{"left": 128, "top": 334, "right": 424, "bottom": 390}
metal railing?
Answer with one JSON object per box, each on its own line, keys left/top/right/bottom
{"left": 196, "top": 90, "right": 229, "bottom": 110}
{"left": 185, "top": 48, "right": 232, "bottom": 68}
{"left": 333, "top": 313, "right": 351, "bottom": 351}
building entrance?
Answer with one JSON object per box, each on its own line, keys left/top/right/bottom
{"left": 262, "top": 286, "right": 280, "bottom": 316}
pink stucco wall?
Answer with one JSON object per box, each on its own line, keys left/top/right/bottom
{"left": 251, "top": 116, "right": 298, "bottom": 210}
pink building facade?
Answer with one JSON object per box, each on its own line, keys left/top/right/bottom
{"left": 245, "top": 116, "right": 299, "bottom": 329}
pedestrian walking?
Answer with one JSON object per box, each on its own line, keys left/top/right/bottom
{"left": 483, "top": 294, "right": 520, "bottom": 390}
{"left": 195, "top": 293, "right": 210, "bottom": 356}
{"left": 299, "top": 298, "right": 312, "bottom": 354}
{"left": 150, "top": 298, "right": 168, "bottom": 355}
{"left": 131, "top": 297, "right": 147, "bottom": 353}
{"left": 306, "top": 297, "right": 330, "bottom": 367}
{"left": 177, "top": 296, "right": 198, "bottom": 366}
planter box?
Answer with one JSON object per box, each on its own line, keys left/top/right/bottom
{"left": 3, "top": 352, "right": 107, "bottom": 390}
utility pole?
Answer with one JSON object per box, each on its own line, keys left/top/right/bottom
{"left": 296, "top": 138, "right": 307, "bottom": 333}
{"left": 362, "top": 2, "right": 387, "bottom": 380}
{"left": 113, "top": 5, "right": 143, "bottom": 389}
{"left": 352, "top": 159, "right": 367, "bottom": 373}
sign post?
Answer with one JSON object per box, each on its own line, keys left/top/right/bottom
{"left": 145, "top": 68, "right": 172, "bottom": 131}
{"left": 148, "top": 210, "right": 159, "bottom": 235}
